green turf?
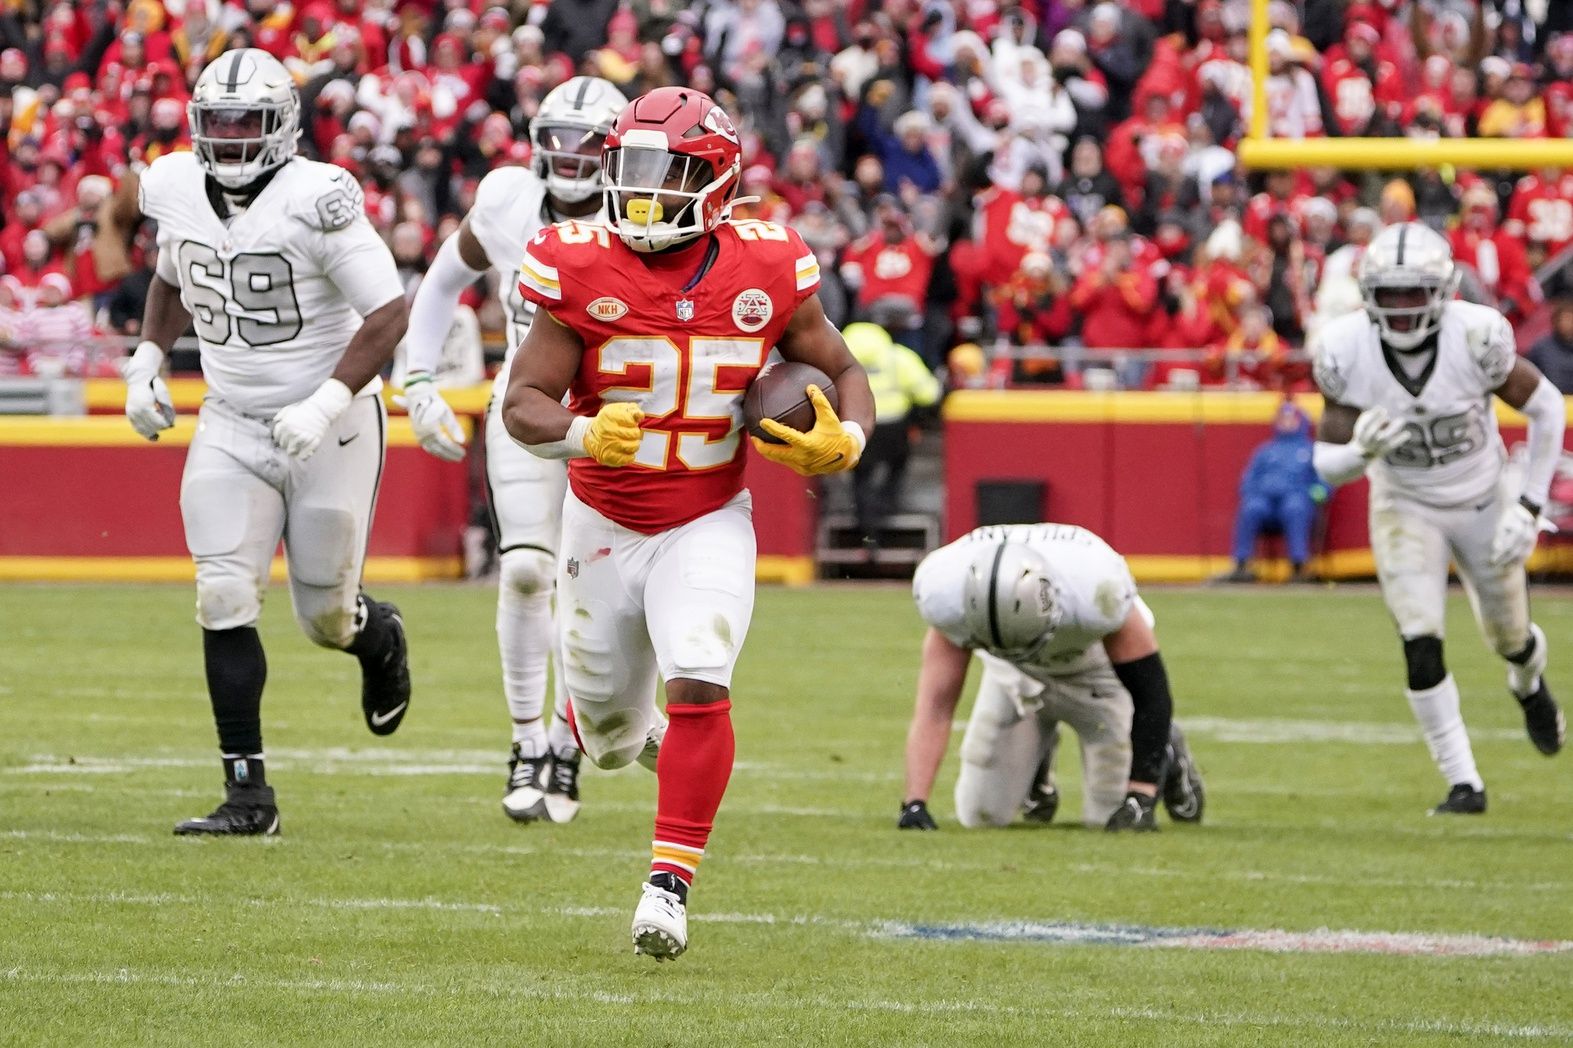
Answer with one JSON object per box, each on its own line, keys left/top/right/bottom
{"left": 2, "top": 582, "right": 1571, "bottom": 1047}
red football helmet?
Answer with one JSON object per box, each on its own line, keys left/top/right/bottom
{"left": 602, "top": 87, "right": 742, "bottom": 252}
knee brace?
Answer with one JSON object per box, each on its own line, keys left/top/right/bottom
{"left": 569, "top": 701, "right": 650, "bottom": 770}
{"left": 499, "top": 547, "right": 555, "bottom": 599}
{"left": 1402, "top": 635, "right": 1447, "bottom": 691}
{"left": 294, "top": 590, "right": 359, "bottom": 649}
{"left": 194, "top": 574, "right": 263, "bottom": 631}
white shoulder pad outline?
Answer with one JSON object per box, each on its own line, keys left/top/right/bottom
{"left": 1457, "top": 302, "right": 1516, "bottom": 389}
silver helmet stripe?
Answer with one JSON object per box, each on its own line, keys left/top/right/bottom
{"left": 224, "top": 51, "right": 244, "bottom": 92}
{"left": 1395, "top": 223, "right": 1406, "bottom": 266}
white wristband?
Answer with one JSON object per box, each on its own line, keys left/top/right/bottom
{"left": 310, "top": 378, "right": 355, "bottom": 418}
{"left": 840, "top": 420, "right": 867, "bottom": 458}
{"left": 124, "top": 340, "right": 166, "bottom": 382}
{"left": 517, "top": 413, "right": 591, "bottom": 460}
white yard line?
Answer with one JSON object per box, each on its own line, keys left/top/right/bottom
{"left": 4, "top": 828, "right": 1569, "bottom": 894}
{"left": 0, "top": 966, "right": 1566, "bottom": 1040}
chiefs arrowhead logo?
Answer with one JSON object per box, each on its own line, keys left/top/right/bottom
{"left": 732, "top": 288, "right": 772, "bottom": 332}
{"left": 587, "top": 296, "right": 629, "bottom": 322}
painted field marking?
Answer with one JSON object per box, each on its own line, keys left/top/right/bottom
{"left": 0, "top": 966, "right": 1568, "bottom": 1041}
{"left": 4, "top": 829, "right": 1570, "bottom": 895}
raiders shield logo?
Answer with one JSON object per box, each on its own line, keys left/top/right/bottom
{"left": 566, "top": 558, "right": 580, "bottom": 579}
{"left": 732, "top": 288, "right": 772, "bottom": 332}
{"left": 675, "top": 298, "right": 695, "bottom": 322}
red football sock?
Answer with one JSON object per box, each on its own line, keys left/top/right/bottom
{"left": 650, "top": 699, "right": 734, "bottom": 887}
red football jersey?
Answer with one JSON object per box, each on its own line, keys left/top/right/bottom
{"left": 518, "top": 219, "right": 820, "bottom": 534}
{"left": 975, "top": 188, "right": 1073, "bottom": 286}
{"left": 1506, "top": 172, "right": 1573, "bottom": 254}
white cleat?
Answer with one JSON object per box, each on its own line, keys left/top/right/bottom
{"left": 502, "top": 745, "right": 550, "bottom": 822}
{"left": 631, "top": 880, "right": 687, "bottom": 961}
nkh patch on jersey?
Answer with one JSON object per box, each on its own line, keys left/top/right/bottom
{"left": 138, "top": 152, "right": 401, "bottom": 416}
{"left": 1312, "top": 300, "right": 1515, "bottom": 508}
{"left": 517, "top": 219, "right": 820, "bottom": 534}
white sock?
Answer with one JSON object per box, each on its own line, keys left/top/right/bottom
{"left": 497, "top": 584, "right": 553, "bottom": 736}
{"left": 1507, "top": 623, "right": 1547, "bottom": 699}
{"left": 1406, "top": 675, "right": 1483, "bottom": 790}
{"left": 511, "top": 725, "right": 547, "bottom": 757}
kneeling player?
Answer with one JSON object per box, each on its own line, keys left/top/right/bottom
{"left": 1312, "top": 222, "right": 1565, "bottom": 814}
{"left": 899, "top": 523, "right": 1204, "bottom": 832}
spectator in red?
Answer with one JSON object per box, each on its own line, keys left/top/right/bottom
{"left": 1105, "top": 95, "right": 1182, "bottom": 209}
{"left": 0, "top": 190, "right": 46, "bottom": 272}
{"left": 993, "top": 251, "right": 1074, "bottom": 351}
{"left": 15, "top": 229, "right": 65, "bottom": 290}
{"left": 1449, "top": 184, "right": 1538, "bottom": 327}
{"left": 284, "top": 3, "right": 341, "bottom": 84}
{"left": 0, "top": 277, "right": 28, "bottom": 376}
{"left": 1543, "top": 35, "right": 1573, "bottom": 139}
{"left": 1243, "top": 169, "right": 1307, "bottom": 244}
{"left": 1263, "top": 30, "right": 1322, "bottom": 139}
{"left": 1067, "top": 231, "right": 1157, "bottom": 349}
{"left": 974, "top": 165, "right": 1073, "bottom": 287}
{"left": 841, "top": 194, "right": 941, "bottom": 335}
{"left": 43, "top": 175, "right": 113, "bottom": 307}
{"left": 1505, "top": 166, "right": 1573, "bottom": 266}
{"left": 24, "top": 272, "right": 94, "bottom": 377}
{"left": 131, "top": 97, "right": 191, "bottom": 166}
{"left": 1321, "top": 22, "right": 1394, "bottom": 135}
{"left": 1206, "top": 305, "right": 1286, "bottom": 389}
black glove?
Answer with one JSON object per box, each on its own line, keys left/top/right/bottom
{"left": 1104, "top": 791, "right": 1158, "bottom": 832}
{"left": 898, "top": 799, "right": 938, "bottom": 830}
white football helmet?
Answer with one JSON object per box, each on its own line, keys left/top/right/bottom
{"left": 532, "top": 76, "right": 627, "bottom": 204}
{"left": 188, "top": 48, "right": 300, "bottom": 189}
{"left": 914, "top": 539, "right": 1064, "bottom": 658}
{"left": 1357, "top": 221, "right": 1460, "bottom": 351}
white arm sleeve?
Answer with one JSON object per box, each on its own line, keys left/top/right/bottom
{"left": 1517, "top": 377, "right": 1567, "bottom": 509}
{"left": 1313, "top": 440, "right": 1369, "bottom": 486}
{"left": 512, "top": 413, "right": 591, "bottom": 460}
{"left": 406, "top": 233, "right": 486, "bottom": 376}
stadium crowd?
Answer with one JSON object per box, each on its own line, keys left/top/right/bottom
{"left": 1, "top": 0, "right": 1571, "bottom": 390}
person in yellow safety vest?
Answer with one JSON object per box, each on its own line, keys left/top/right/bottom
{"left": 842, "top": 321, "right": 942, "bottom": 550}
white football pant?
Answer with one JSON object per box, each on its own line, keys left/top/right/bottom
{"left": 555, "top": 487, "right": 756, "bottom": 771}
{"left": 180, "top": 395, "right": 384, "bottom": 646}
{"left": 953, "top": 657, "right": 1133, "bottom": 828}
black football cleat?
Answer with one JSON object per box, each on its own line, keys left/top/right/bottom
{"left": 1022, "top": 783, "right": 1060, "bottom": 824}
{"left": 174, "top": 784, "right": 280, "bottom": 836}
{"left": 1105, "top": 792, "right": 1158, "bottom": 832}
{"left": 1430, "top": 783, "right": 1486, "bottom": 816}
{"left": 1161, "top": 725, "right": 1205, "bottom": 823}
{"left": 360, "top": 601, "right": 411, "bottom": 736}
{"left": 502, "top": 745, "right": 551, "bottom": 822}
{"left": 1516, "top": 684, "right": 1565, "bottom": 756}
{"left": 543, "top": 749, "right": 582, "bottom": 824}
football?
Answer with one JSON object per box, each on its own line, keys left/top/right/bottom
{"left": 743, "top": 361, "right": 838, "bottom": 444}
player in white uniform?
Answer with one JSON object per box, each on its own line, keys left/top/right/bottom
{"left": 115, "top": 49, "right": 411, "bottom": 835}
{"left": 900, "top": 524, "right": 1205, "bottom": 832}
{"left": 1312, "top": 222, "right": 1566, "bottom": 815}
{"left": 401, "top": 76, "right": 627, "bottom": 824}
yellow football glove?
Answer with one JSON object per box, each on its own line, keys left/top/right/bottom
{"left": 584, "top": 401, "right": 645, "bottom": 467}
{"left": 751, "top": 385, "right": 865, "bottom": 476}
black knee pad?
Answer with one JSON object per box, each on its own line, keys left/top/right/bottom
{"left": 1402, "top": 636, "right": 1446, "bottom": 691}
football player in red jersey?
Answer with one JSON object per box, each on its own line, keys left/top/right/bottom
{"left": 502, "top": 86, "right": 874, "bottom": 962}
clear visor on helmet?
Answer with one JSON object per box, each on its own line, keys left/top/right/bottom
{"left": 604, "top": 146, "right": 715, "bottom": 236}
{"left": 534, "top": 123, "right": 607, "bottom": 182}
{"left": 192, "top": 104, "right": 281, "bottom": 167}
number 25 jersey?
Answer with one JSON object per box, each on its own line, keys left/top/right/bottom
{"left": 517, "top": 219, "right": 822, "bottom": 534}
{"left": 1312, "top": 300, "right": 1515, "bottom": 508}
{"left": 139, "top": 152, "right": 403, "bottom": 415}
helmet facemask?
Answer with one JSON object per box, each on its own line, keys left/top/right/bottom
{"left": 190, "top": 97, "right": 297, "bottom": 189}
{"left": 533, "top": 122, "right": 609, "bottom": 203}
{"left": 603, "top": 138, "right": 738, "bottom": 253}
{"left": 1360, "top": 269, "right": 1459, "bottom": 352}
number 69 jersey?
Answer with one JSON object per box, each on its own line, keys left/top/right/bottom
{"left": 517, "top": 218, "right": 821, "bottom": 534}
{"left": 139, "top": 152, "right": 402, "bottom": 416}
{"left": 1312, "top": 300, "right": 1516, "bottom": 508}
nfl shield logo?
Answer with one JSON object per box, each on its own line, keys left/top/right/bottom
{"left": 566, "top": 558, "right": 579, "bottom": 579}
{"left": 675, "top": 298, "right": 695, "bottom": 322}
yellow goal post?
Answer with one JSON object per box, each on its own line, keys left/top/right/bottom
{"left": 1240, "top": 0, "right": 1573, "bottom": 170}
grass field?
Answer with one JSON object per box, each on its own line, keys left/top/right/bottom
{"left": 2, "top": 581, "right": 1572, "bottom": 1046}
